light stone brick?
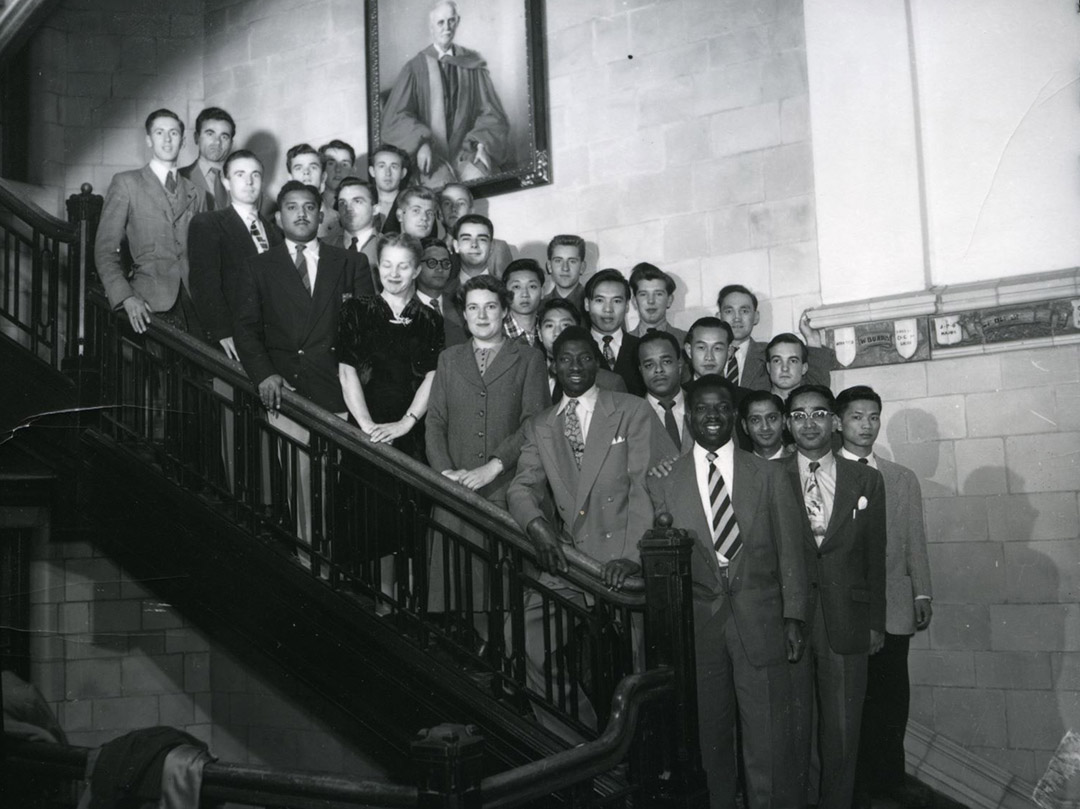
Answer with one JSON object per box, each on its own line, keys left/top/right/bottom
{"left": 1005, "top": 433, "right": 1080, "bottom": 494}
{"left": 708, "top": 102, "right": 780, "bottom": 157}
{"left": 707, "top": 205, "right": 752, "bottom": 254}
{"left": 60, "top": 602, "right": 89, "bottom": 635}
{"left": 185, "top": 652, "right": 212, "bottom": 693}
{"left": 66, "top": 659, "right": 121, "bottom": 700}
{"left": 968, "top": 387, "right": 1058, "bottom": 437}
{"left": 590, "top": 130, "right": 662, "bottom": 179}
{"left": 932, "top": 687, "right": 1007, "bottom": 747}
{"left": 990, "top": 604, "right": 1080, "bottom": 652}
{"left": 926, "top": 354, "right": 1002, "bottom": 396}
{"left": 999, "top": 346, "right": 1078, "bottom": 389}
{"left": 594, "top": 14, "right": 630, "bottom": 65}
{"left": 1006, "top": 690, "right": 1080, "bottom": 750}
{"left": 975, "top": 651, "right": 1052, "bottom": 690}
{"left": 928, "top": 604, "right": 991, "bottom": 651}
{"left": 902, "top": 396, "right": 967, "bottom": 442}
{"left": 928, "top": 543, "right": 1004, "bottom": 604}
{"left": 779, "top": 95, "right": 809, "bottom": 143}
{"left": 767, "top": 12, "right": 806, "bottom": 51}
{"left": 840, "top": 360, "right": 928, "bottom": 403}
{"left": 763, "top": 142, "right": 813, "bottom": 199}
{"left": 664, "top": 120, "right": 710, "bottom": 167}
{"left": 909, "top": 650, "right": 975, "bottom": 687}
{"left": 159, "top": 693, "right": 195, "bottom": 726}
{"left": 170, "top": 13, "right": 203, "bottom": 38}
{"left": 546, "top": 0, "right": 613, "bottom": 32}
{"left": 663, "top": 213, "right": 710, "bottom": 263}
{"left": 987, "top": 493, "right": 1079, "bottom": 542}
{"left": 597, "top": 220, "right": 664, "bottom": 269}
{"left": 769, "top": 241, "right": 818, "bottom": 296}
{"left": 93, "top": 695, "right": 159, "bottom": 730}
{"left": 1057, "top": 383, "right": 1080, "bottom": 432}
{"left": 609, "top": 41, "right": 709, "bottom": 90}
{"left": 121, "top": 653, "right": 183, "bottom": 696}
{"left": 1004, "top": 541, "right": 1080, "bottom": 603}
{"left": 663, "top": 259, "right": 702, "bottom": 311}
{"left": 706, "top": 27, "right": 770, "bottom": 68}
{"left": 618, "top": 166, "right": 694, "bottom": 222}
{"left": 954, "top": 439, "right": 1006, "bottom": 495}
{"left": 640, "top": 75, "right": 697, "bottom": 129}
{"left": 891, "top": 441, "right": 957, "bottom": 497}
{"left": 748, "top": 195, "right": 815, "bottom": 247}
{"left": 30, "top": 660, "right": 65, "bottom": 702}
{"left": 574, "top": 180, "right": 622, "bottom": 232}
{"left": 760, "top": 50, "right": 808, "bottom": 102}
{"left": 691, "top": 153, "right": 765, "bottom": 210}
{"left": 695, "top": 62, "right": 765, "bottom": 117}
{"left": 629, "top": 1, "right": 690, "bottom": 57}
{"left": 684, "top": 0, "right": 780, "bottom": 35}
{"left": 701, "top": 250, "right": 770, "bottom": 298}
{"left": 910, "top": 685, "right": 933, "bottom": 725}
{"left": 1053, "top": 653, "right": 1080, "bottom": 690}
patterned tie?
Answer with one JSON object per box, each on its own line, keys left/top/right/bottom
{"left": 349, "top": 236, "right": 359, "bottom": 252}
{"left": 660, "top": 399, "right": 681, "bottom": 447}
{"left": 805, "top": 461, "right": 827, "bottom": 546}
{"left": 724, "top": 349, "right": 739, "bottom": 385}
{"left": 209, "top": 167, "right": 228, "bottom": 208}
{"left": 249, "top": 217, "right": 269, "bottom": 253}
{"left": 564, "top": 398, "right": 585, "bottom": 469}
{"left": 602, "top": 335, "right": 615, "bottom": 367}
{"left": 707, "top": 452, "right": 741, "bottom": 564}
{"left": 294, "top": 244, "right": 311, "bottom": 295}
{"left": 164, "top": 171, "right": 177, "bottom": 193}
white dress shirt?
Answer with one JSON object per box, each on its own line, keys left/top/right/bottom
{"left": 839, "top": 447, "right": 876, "bottom": 468}
{"left": 148, "top": 159, "right": 176, "bottom": 188}
{"left": 285, "top": 238, "right": 319, "bottom": 291}
{"left": 556, "top": 384, "right": 599, "bottom": 446}
{"left": 693, "top": 440, "right": 736, "bottom": 566}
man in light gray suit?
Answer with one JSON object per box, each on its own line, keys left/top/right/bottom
{"left": 95, "top": 108, "right": 206, "bottom": 335}
{"left": 837, "top": 385, "right": 933, "bottom": 809}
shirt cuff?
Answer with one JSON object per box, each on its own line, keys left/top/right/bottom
{"left": 915, "top": 595, "right": 932, "bottom": 601}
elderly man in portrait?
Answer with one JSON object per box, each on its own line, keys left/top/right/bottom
{"left": 381, "top": 1, "right": 510, "bottom": 187}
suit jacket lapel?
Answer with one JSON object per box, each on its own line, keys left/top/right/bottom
{"left": 305, "top": 248, "right": 338, "bottom": 339}
{"left": 140, "top": 165, "right": 174, "bottom": 223}
{"left": 537, "top": 409, "right": 576, "bottom": 517}
{"left": 482, "top": 340, "right": 519, "bottom": 386}
{"left": 784, "top": 456, "right": 818, "bottom": 550}
{"left": 824, "top": 455, "right": 857, "bottom": 544}
{"left": 727, "top": 450, "right": 761, "bottom": 580}
{"left": 574, "top": 391, "right": 620, "bottom": 517}
{"left": 457, "top": 340, "right": 485, "bottom": 390}
{"left": 225, "top": 207, "right": 258, "bottom": 257}
{"left": 672, "top": 456, "right": 724, "bottom": 585}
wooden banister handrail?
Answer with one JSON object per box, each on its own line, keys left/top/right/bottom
{"left": 0, "top": 177, "right": 78, "bottom": 242}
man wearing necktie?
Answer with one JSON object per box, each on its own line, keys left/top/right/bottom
{"left": 180, "top": 107, "right": 235, "bottom": 211}
{"left": 782, "top": 384, "right": 886, "bottom": 809}
{"left": 647, "top": 375, "right": 807, "bottom": 809}
{"left": 637, "top": 330, "right": 693, "bottom": 456}
{"left": 508, "top": 326, "right": 664, "bottom": 737}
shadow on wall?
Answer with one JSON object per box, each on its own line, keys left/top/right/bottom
{"left": 242, "top": 131, "right": 281, "bottom": 194}
{"left": 881, "top": 408, "right": 951, "bottom": 497}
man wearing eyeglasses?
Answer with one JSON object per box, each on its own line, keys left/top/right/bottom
{"left": 781, "top": 385, "right": 886, "bottom": 809}
{"left": 416, "top": 237, "right": 466, "bottom": 347}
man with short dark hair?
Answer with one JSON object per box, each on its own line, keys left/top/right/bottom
{"left": 444, "top": 213, "right": 496, "bottom": 300}
{"left": 738, "top": 390, "right": 791, "bottom": 460}
{"left": 648, "top": 374, "right": 807, "bottom": 809}
{"left": 96, "top": 108, "right": 206, "bottom": 335}
{"left": 329, "top": 177, "right": 381, "bottom": 291}
{"left": 437, "top": 182, "right": 513, "bottom": 276}
{"left": 538, "top": 298, "right": 625, "bottom": 403}
{"left": 368, "top": 143, "right": 410, "bottom": 232}
{"left": 766, "top": 333, "right": 810, "bottom": 401}
{"left": 637, "top": 330, "right": 691, "bottom": 454}
{"left": 180, "top": 107, "right": 235, "bottom": 210}
{"left": 542, "top": 234, "right": 587, "bottom": 315}
{"left": 396, "top": 186, "right": 439, "bottom": 240}
{"left": 837, "top": 386, "right": 933, "bottom": 809}
{"left": 318, "top": 139, "right": 357, "bottom": 240}
{"left": 629, "top": 262, "right": 686, "bottom": 343}
{"left": 782, "top": 384, "right": 886, "bottom": 809}
{"left": 584, "top": 269, "right": 645, "bottom": 396}
{"left": 416, "top": 236, "right": 466, "bottom": 347}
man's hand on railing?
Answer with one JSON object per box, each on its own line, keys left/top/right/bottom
{"left": 258, "top": 374, "right": 293, "bottom": 412}
{"left": 785, "top": 618, "right": 806, "bottom": 663}
{"left": 219, "top": 336, "right": 240, "bottom": 362}
{"left": 525, "top": 517, "right": 568, "bottom": 574}
{"left": 121, "top": 295, "right": 152, "bottom": 334}
{"left": 600, "top": 558, "right": 640, "bottom": 592}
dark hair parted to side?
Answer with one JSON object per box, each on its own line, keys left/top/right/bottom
{"left": 503, "top": 258, "right": 545, "bottom": 287}
{"left": 835, "top": 385, "right": 883, "bottom": 417}
{"left": 784, "top": 384, "right": 836, "bottom": 416}
{"left": 319, "top": 139, "right": 356, "bottom": 164}
{"left": 538, "top": 297, "right": 582, "bottom": 325}
{"left": 195, "top": 107, "right": 235, "bottom": 137}
{"left": 552, "top": 325, "right": 601, "bottom": 362}
{"left": 144, "top": 108, "right": 185, "bottom": 136}
{"left": 717, "top": 283, "right": 759, "bottom": 311}
{"left": 737, "top": 389, "right": 785, "bottom": 421}
{"left": 276, "top": 180, "right": 320, "bottom": 209}
{"left": 629, "top": 262, "right": 676, "bottom": 295}
{"left": 453, "top": 213, "right": 494, "bottom": 239}
{"left": 546, "top": 234, "right": 586, "bottom": 261}
{"left": 584, "top": 268, "right": 629, "bottom": 299}
{"left": 285, "top": 143, "right": 320, "bottom": 172}
{"left": 223, "top": 149, "right": 262, "bottom": 176}
{"left": 766, "top": 332, "right": 809, "bottom": 363}
{"left": 454, "top": 274, "right": 512, "bottom": 316}
{"left": 370, "top": 142, "right": 410, "bottom": 166}
{"left": 685, "top": 373, "right": 738, "bottom": 407}
{"left": 685, "top": 316, "right": 734, "bottom": 346}
{"left": 637, "top": 329, "right": 682, "bottom": 363}
{"left": 334, "top": 177, "right": 376, "bottom": 210}
{"left": 376, "top": 231, "right": 423, "bottom": 265}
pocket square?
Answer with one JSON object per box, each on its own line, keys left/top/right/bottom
{"left": 611, "top": 435, "right": 626, "bottom": 445}
{"left": 857, "top": 496, "right": 868, "bottom": 511}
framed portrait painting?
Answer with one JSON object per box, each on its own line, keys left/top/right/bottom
{"left": 365, "top": 0, "right": 551, "bottom": 198}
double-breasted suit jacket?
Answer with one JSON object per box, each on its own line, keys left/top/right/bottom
{"left": 783, "top": 453, "right": 887, "bottom": 654}
{"left": 95, "top": 165, "right": 205, "bottom": 312}
{"left": 233, "top": 242, "right": 363, "bottom": 413}
{"left": 188, "top": 206, "right": 283, "bottom": 344}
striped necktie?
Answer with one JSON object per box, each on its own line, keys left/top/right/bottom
{"left": 294, "top": 244, "right": 311, "bottom": 295}
{"left": 706, "top": 452, "right": 741, "bottom": 565}
{"left": 724, "top": 349, "right": 739, "bottom": 384}
{"left": 249, "top": 217, "right": 269, "bottom": 253}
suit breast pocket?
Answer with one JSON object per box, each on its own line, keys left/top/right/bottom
{"left": 850, "top": 587, "right": 871, "bottom": 604}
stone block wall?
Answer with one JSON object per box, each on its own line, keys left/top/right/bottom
{"left": 831, "top": 343, "right": 1080, "bottom": 784}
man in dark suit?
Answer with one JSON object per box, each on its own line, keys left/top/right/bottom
{"left": 188, "top": 149, "right": 282, "bottom": 360}
{"left": 584, "top": 269, "right": 645, "bottom": 396}
{"left": 416, "top": 237, "right": 467, "bottom": 347}
{"left": 783, "top": 384, "right": 886, "bottom": 809}
{"left": 95, "top": 108, "right": 206, "bottom": 335}
{"left": 507, "top": 326, "right": 663, "bottom": 734}
{"left": 179, "top": 107, "right": 235, "bottom": 211}
{"left": 233, "top": 180, "right": 368, "bottom": 414}
{"left": 638, "top": 330, "right": 693, "bottom": 455}
{"left": 325, "top": 178, "right": 380, "bottom": 294}
{"left": 838, "top": 386, "right": 933, "bottom": 808}
{"left": 647, "top": 374, "right": 808, "bottom": 809}
{"left": 369, "top": 143, "right": 410, "bottom": 234}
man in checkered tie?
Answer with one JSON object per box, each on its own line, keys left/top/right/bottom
{"left": 646, "top": 374, "right": 808, "bottom": 809}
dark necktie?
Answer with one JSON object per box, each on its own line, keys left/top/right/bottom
{"left": 294, "top": 244, "right": 311, "bottom": 295}
{"left": 209, "top": 167, "right": 228, "bottom": 208}
{"left": 164, "top": 171, "right": 177, "bottom": 193}
{"left": 858, "top": 457, "right": 869, "bottom": 465}
{"left": 431, "top": 296, "right": 441, "bottom": 315}
{"left": 660, "top": 399, "right": 681, "bottom": 447}
{"left": 602, "top": 335, "right": 615, "bottom": 367}
{"left": 805, "top": 461, "right": 826, "bottom": 544}
{"left": 249, "top": 217, "right": 269, "bottom": 253}
{"left": 707, "top": 452, "right": 741, "bottom": 564}
{"left": 564, "top": 398, "right": 585, "bottom": 469}
{"left": 724, "top": 349, "right": 739, "bottom": 384}
{"left": 349, "top": 236, "right": 359, "bottom": 252}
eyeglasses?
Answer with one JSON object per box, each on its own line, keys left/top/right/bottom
{"left": 423, "top": 258, "right": 452, "bottom": 270}
{"left": 789, "top": 409, "right": 832, "bottom": 422}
